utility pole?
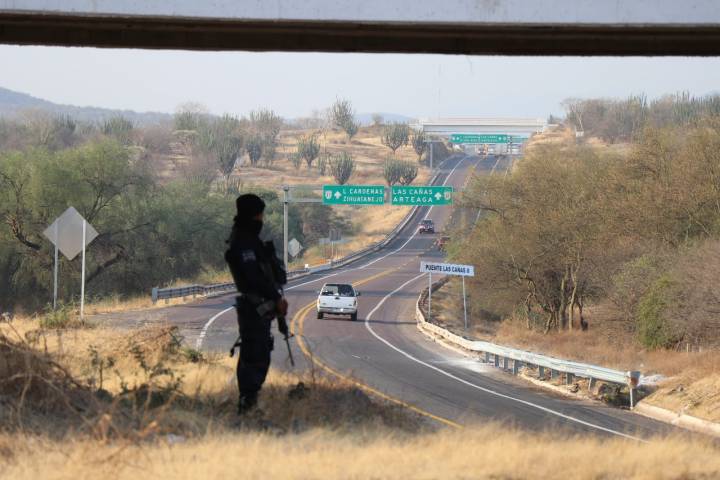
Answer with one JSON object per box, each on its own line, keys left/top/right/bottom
{"left": 430, "top": 140, "right": 433, "bottom": 171}
{"left": 283, "top": 185, "right": 289, "bottom": 271}
{"left": 423, "top": 138, "right": 435, "bottom": 172}
{"left": 281, "top": 184, "right": 323, "bottom": 272}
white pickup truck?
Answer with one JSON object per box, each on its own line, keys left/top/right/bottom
{"left": 316, "top": 283, "right": 360, "bottom": 321}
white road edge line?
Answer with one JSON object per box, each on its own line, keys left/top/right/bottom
{"left": 196, "top": 155, "right": 471, "bottom": 349}
{"left": 195, "top": 306, "right": 233, "bottom": 349}
{"left": 363, "top": 272, "right": 648, "bottom": 442}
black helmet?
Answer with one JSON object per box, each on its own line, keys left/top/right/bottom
{"left": 235, "top": 194, "right": 265, "bottom": 220}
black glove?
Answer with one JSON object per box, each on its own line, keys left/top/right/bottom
{"left": 277, "top": 316, "right": 289, "bottom": 337}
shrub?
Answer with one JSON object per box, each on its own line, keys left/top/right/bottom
{"left": 318, "top": 152, "right": 330, "bottom": 176}
{"left": 297, "top": 133, "right": 320, "bottom": 168}
{"left": 381, "top": 123, "right": 409, "bottom": 154}
{"left": 635, "top": 275, "right": 678, "bottom": 349}
{"left": 39, "top": 304, "right": 89, "bottom": 330}
{"left": 329, "top": 152, "right": 355, "bottom": 185}
{"left": 383, "top": 157, "right": 404, "bottom": 186}
{"left": 609, "top": 254, "right": 666, "bottom": 324}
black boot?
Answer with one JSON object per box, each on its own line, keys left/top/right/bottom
{"left": 237, "top": 393, "right": 258, "bottom": 415}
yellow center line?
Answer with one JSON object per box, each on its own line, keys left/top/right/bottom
{"left": 290, "top": 266, "right": 462, "bottom": 429}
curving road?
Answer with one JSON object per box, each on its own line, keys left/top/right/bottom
{"left": 157, "top": 153, "right": 677, "bottom": 439}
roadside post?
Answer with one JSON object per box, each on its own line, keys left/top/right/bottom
{"left": 283, "top": 186, "right": 289, "bottom": 271}
{"left": 281, "top": 185, "right": 324, "bottom": 271}
{"left": 420, "top": 261, "right": 475, "bottom": 329}
{"left": 422, "top": 138, "right": 435, "bottom": 172}
{"left": 462, "top": 275, "right": 467, "bottom": 329}
{"left": 43, "top": 207, "right": 98, "bottom": 319}
{"left": 428, "top": 272, "right": 432, "bottom": 318}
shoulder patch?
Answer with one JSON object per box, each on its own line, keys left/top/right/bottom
{"left": 241, "top": 250, "right": 257, "bottom": 262}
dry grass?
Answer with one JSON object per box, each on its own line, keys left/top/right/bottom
{"left": 431, "top": 278, "right": 720, "bottom": 421}
{"left": 3, "top": 317, "right": 720, "bottom": 479}
{"left": 3, "top": 423, "right": 720, "bottom": 479}
{"left": 0, "top": 318, "right": 421, "bottom": 439}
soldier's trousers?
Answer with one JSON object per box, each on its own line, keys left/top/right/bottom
{"left": 235, "top": 300, "right": 274, "bottom": 398}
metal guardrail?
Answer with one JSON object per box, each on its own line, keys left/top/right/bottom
{"left": 415, "top": 283, "right": 642, "bottom": 407}
{"left": 151, "top": 282, "right": 235, "bottom": 304}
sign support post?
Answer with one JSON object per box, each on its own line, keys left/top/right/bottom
{"left": 80, "top": 219, "right": 86, "bottom": 320}
{"left": 283, "top": 185, "right": 289, "bottom": 271}
{"left": 43, "top": 207, "right": 98, "bottom": 316}
{"left": 53, "top": 223, "right": 58, "bottom": 310}
{"left": 428, "top": 272, "right": 432, "bottom": 318}
{"left": 420, "top": 261, "right": 475, "bottom": 326}
{"left": 430, "top": 140, "right": 433, "bottom": 172}
{"left": 462, "top": 276, "right": 467, "bottom": 330}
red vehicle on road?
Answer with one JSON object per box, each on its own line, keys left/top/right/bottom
{"left": 418, "top": 219, "right": 435, "bottom": 234}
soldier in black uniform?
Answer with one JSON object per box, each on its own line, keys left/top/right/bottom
{"left": 225, "top": 194, "right": 288, "bottom": 414}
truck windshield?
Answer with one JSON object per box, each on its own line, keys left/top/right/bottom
{"left": 321, "top": 284, "right": 355, "bottom": 297}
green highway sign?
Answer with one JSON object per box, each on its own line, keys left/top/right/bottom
{"left": 322, "top": 185, "right": 385, "bottom": 205}
{"left": 450, "top": 133, "right": 509, "bottom": 144}
{"left": 508, "top": 136, "right": 529, "bottom": 143}
{"left": 391, "top": 185, "right": 453, "bottom": 206}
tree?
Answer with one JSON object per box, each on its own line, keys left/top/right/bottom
{"left": 195, "top": 114, "right": 244, "bottom": 179}
{"left": 297, "top": 133, "right": 321, "bottom": 168}
{"left": 372, "top": 113, "right": 384, "bottom": 126}
{"left": 249, "top": 108, "right": 283, "bottom": 166}
{"left": 383, "top": 157, "right": 404, "bottom": 186}
{"left": 411, "top": 131, "right": 427, "bottom": 162}
{"left": 330, "top": 98, "right": 359, "bottom": 141}
{"left": 290, "top": 151, "right": 303, "bottom": 169}
{"left": 458, "top": 144, "right": 623, "bottom": 333}
{"left": 21, "top": 110, "right": 77, "bottom": 149}
{"left": 0, "top": 139, "right": 154, "bottom": 309}
{"left": 329, "top": 152, "right": 355, "bottom": 185}
{"left": 102, "top": 116, "right": 134, "bottom": 145}
{"left": 246, "top": 135, "right": 263, "bottom": 166}
{"left": 174, "top": 102, "right": 209, "bottom": 131}
{"left": 384, "top": 158, "right": 418, "bottom": 186}
{"left": 400, "top": 162, "right": 418, "bottom": 185}
{"left": 317, "top": 151, "right": 330, "bottom": 176}
{"left": 381, "top": 122, "right": 410, "bottom": 154}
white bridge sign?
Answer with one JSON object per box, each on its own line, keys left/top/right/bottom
{"left": 421, "top": 261, "right": 475, "bottom": 330}
{"left": 420, "top": 261, "right": 475, "bottom": 277}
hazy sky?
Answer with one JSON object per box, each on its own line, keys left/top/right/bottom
{"left": 2, "top": 45, "right": 720, "bottom": 119}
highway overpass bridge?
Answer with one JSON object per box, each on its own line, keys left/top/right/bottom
{"left": 415, "top": 117, "right": 547, "bottom": 154}
{"left": 418, "top": 118, "right": 546, "bottom": 137}
{"left": 2, "top": 0, "right": 720, "bottom": 55}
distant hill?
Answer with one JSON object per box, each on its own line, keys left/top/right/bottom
{"left": 0, "top": 86, "right": 173, "bottom": 126}
{"left": 356, "top": 112, "right": 416, "bottom": 126}
{"left": 0, "top": 87, "right": 417, "bottom": 129}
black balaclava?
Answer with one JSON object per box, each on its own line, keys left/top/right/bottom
{"left": 234, "top": 194, "right": 266, "bottom": 237}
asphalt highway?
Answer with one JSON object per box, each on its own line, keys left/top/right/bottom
{"left": 166, "top": 153, "right": 678, "bottom": 439}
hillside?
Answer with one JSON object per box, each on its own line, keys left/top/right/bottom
{"left": 0, "top": 86, "right": 173, "bottom": 125}
{"left": 0, "top": 87, "right": 416, "bottom": 128}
